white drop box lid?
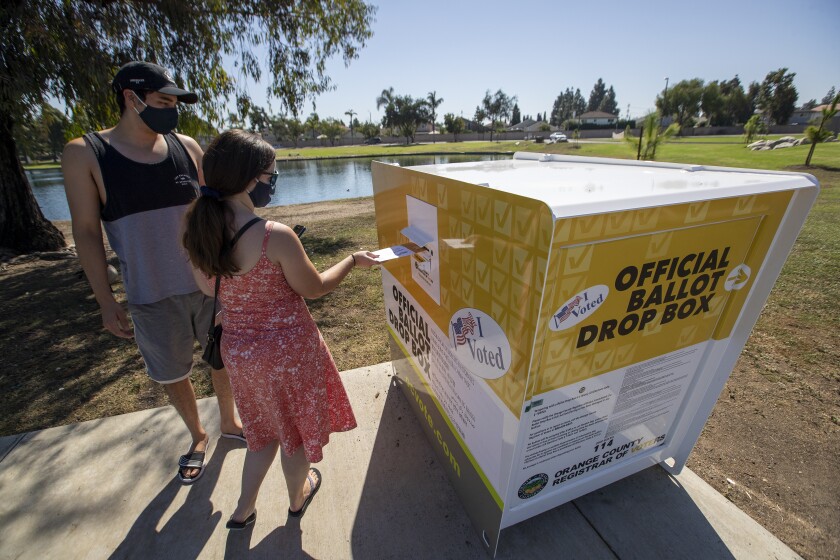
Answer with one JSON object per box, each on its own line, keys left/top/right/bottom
{"left": 407, "top": 152, "right": 818, "bottom": 217}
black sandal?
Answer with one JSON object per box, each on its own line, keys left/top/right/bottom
{"left": 177, "top": 450, "right": 206, "bottom": 485}
{"left": 288, "top": 468, "right": 321, "bottom": 519}
{"left": 226, "top": 510, "right": 257, "bottom": 530}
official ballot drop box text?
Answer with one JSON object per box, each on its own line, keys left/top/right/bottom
{"left": 371, "top": 153, "right": 819, "bottom": 555}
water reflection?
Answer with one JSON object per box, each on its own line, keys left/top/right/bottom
{"left": 28, "top": 154, "right": 509, "bottom": 221}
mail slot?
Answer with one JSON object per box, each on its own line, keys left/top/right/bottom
{"left": 371, "top": 153, "right": 819, "bottom": 556}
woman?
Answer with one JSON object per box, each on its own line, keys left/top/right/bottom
{"left": 182, "top": 129, "right": 379, "bottom": 528}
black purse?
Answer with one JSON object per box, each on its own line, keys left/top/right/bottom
{"left": 201, "top": 217, "right": 262, "bottom": 370}
{"left": 201, "top": 275, "right": 225, "bottom": 369}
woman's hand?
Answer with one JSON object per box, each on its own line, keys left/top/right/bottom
{"left": 351, "top": 251, "right": 381, "bottom": 268}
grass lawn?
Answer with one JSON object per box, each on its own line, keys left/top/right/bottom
{"left": 23, "top": 133, "right": 836, "bottom": 169}
{"left": 22, "top": 161, "right": 62, "bottom": 170}
{"left": 273, "top": 137, "right": 840, "bottom": 170}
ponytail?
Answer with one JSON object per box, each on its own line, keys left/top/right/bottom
{"left": 182, "top": 128, "right": 275, "bottom": 277}
{"left": 182, "top": 195, "right": 240, "bottom": 277}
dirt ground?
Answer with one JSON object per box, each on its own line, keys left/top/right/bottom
{"left": 1, "top": 194, "right": 837, "bottom": 559}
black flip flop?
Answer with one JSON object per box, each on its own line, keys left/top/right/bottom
{"left": 221, "top": 432, "right": 247, "bottom": 443}
{"left": 177, "top": 450, "right": 206, "bottom": 485}
{"left": 226, "top": 510, "right": 257, "bottom": 530}
{"left": 288, "top": 468, "right": 321, "bottom": 519}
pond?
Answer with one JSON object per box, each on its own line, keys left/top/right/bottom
{"left": 27, "top": 154, "right": 511, "bottom": 221}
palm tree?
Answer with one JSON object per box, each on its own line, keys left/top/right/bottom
{"left": 624, "top": 112, "right": 679, "bottom": 160}
{"left": 376, "top": 87, "right": 395, "bottom": 110}
{"left": 804, "top": 93, "right": 839, "bottom": 166}
{"left": 375, "top": 87, "right": 396, "bottom": 131}
{"left": 426, "top": 91, "right": 444, "bottom": 143}
{"left": 344, "top": 109, "right": 357, "bottom": 143}
{"left": 305, "top": 112, "right": 320, "bottom": 140}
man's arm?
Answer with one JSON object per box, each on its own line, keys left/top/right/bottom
{"left": 62, "top": 138, "right": 133, "bottom": 338}
{"left": 177, "top": 133, "right": 205, "bottom": 185}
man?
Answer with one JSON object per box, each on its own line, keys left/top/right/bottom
{"left": 63, "top": 61, "right": 243, "bottom": 484}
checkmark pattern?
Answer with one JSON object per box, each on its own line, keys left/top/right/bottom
{"left": 372, "top": 164, "right": 796, "bottom": 416}
{"left": 396, "top": 173, "right": 554, "bottom": 416}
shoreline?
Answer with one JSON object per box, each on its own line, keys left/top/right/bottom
{"left": 51, "top": 196, "right": 377, "bottom": 246}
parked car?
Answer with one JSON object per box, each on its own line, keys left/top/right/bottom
{"left": 364, "top": 136, "right": 382, "bottom": 145}
{"left": 549, "top": 132, "right": 568, "bottom": 142}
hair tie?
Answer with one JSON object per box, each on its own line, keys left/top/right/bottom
{"left": 200, "top": 185, "right": 223, "bottom": 200}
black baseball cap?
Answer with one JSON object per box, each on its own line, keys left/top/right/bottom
{"left": 111, "top": 61, "right": 198, "bottom": 104}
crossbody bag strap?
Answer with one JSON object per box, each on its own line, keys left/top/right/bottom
{"left": 207, "top": 274, "right": 222, "bottom": 340}
{"left": 207, "top": 217, "right": 264, "bottom": 340}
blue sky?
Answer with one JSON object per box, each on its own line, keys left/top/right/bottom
{"left": 242, "top": 0, "right": 839, "bottom": 123}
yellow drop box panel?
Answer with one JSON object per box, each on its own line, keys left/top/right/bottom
{"left": 372, "top": 153, "right": 819, "bottom": 555}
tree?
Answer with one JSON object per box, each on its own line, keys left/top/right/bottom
{"left": 248, "top": 106, "right": 271, "bottom": 134}
{"left": 227, "top": 112, "right": 247, "bottom": 129}
{"left": 12, "top": 111, "right": 48, "bottom": 164}
{"left": 822, "top": 87, "right": 837, "bottom": 105}
{"left": 587, "top": 78, "right": 607, "bottom": 112}
{"left": 757, "top": 68, "right": 798, "bottom": 125}
{"left": 480, "top": 89, "right": 517, "bottom": 141}
{"left": 551, "top": 88, "right": 586, "bottom": 126}
{"left": 0, "top": 0, "right": 375, "bottom": 255}
{"left": 376, "top": 87, "right": 395, "bottom": 110}
{"left": 624, "top": 112, "right": 679, "bottom": 160}
{"left": 700, "top": 81, "right": 725, "bottom": 126}
{"left": 443, "top": 113, "right": 464, "bottom": 141}
{"left": 425, "top": 91, "right": 443, "bottom": 142}
{"left": 473, "top": 106, "right": 488, "bottom": 132}
{"left": 376, "top": 86, "right": 396, "bottom": 127}
{"left": 271, "top": 116, "right": 305, "bottom": 148}
{"left": 390, "top": 95, "right": 428, "bottom": 145}
{"left": 801, "top": 99, "right": 817, "bottom": 111}
{"left": 41, "top": 105, "right": 70, "bottom": 162}
{"left": 344, "top": 109, "right": 357, "bottom": 141}
{"left": 719, "top": 76, "right": 753, "bottom": 125}
{"left": 743, "top": 114, "right": 767, "bottom": 145}
{"left": 358, "top": 121, "right": 380, "bottom": 140}
{"left": 598, "top": 86, "right": 619, "bottom": 116}
{"left": 305, "top": 113, "right": 321, "bottom": 139}
{"left": 510, "top": 103, "right": 521, "bottom": 126}
{"left": 804, "top": 93, "right": 839, "bottom": 166}
{"left": 320, "top": 118, "right": 344, "bottom": 146}
{"left": 10, "top": 105, "right": 70, "bottom": 163}
{"left": 656, "top": 78, "right": 703, "bottom": 129}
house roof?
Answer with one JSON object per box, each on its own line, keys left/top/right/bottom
{"left": 579, "top": 111, "right": 619, "bottom": 119}
{"left": 508, "top": 118, "right": 537, "bottom": 131}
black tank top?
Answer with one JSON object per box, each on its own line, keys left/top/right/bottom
{"left": 83, "top": 132, "right": 199, "bottom": 222}
{"left": 82, "top": 131, "right": 200, "bottom": 304}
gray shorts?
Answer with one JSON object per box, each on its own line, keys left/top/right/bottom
{"left": 129, "top": 291, "right": 215, "bottom": 384}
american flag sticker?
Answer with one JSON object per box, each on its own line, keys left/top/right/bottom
{"left": 451, "top": 312, "right": 482, "bottom": 346}
{"left": 549, "top": 285, "right": 609, "bottom": 332}
{"left": 448, "top": 307, "right": 512, "bottom": 380}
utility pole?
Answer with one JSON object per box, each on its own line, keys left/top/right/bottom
{"left": 662, "top": 77, "right": 670, "bottom": 123}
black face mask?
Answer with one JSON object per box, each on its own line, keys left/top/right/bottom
{"left": 248, "top": 179, "right": 275, "bottom": 208}
{"left": 134, "top": 96, "right": 179, "bottom": 134}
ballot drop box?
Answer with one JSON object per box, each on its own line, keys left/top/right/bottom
{"left": 371, "top": 153, "right": 818, "bottom": 555}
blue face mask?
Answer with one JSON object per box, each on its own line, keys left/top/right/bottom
{"left": 133, "top": 94, "right": 179, "bottom": 134}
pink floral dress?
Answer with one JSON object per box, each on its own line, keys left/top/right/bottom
{"left": 218, "top": 221, "right": 356, "bottom": 461}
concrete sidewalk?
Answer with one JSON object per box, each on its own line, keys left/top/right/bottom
{"left": 0, "top": 363, "right": 801, "bottom": 559}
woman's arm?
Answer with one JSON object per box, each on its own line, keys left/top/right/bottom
{"left": 266, "top": 222, "right": 379, "bottom": 299}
